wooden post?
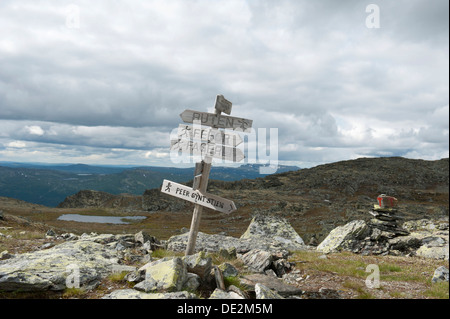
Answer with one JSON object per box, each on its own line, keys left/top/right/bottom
{"left": 185, "top": 107, "right": 222, "bottom": 256}
{"left": 185, "top": 157, "right": 211, "bottom": 256}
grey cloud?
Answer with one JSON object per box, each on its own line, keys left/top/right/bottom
{"left": 0, "top": 0, "right": 448, "bottom": 166}
{"left": 378, "top": 0, "right": 449, "bottom": 43}
{"left": 0, "top": 120, "right": 171, "bottom": 150}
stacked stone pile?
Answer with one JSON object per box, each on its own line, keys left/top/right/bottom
{"left": 368, "top": 196, "right": 410, "bottom": 237}
{"left": 317, "top": 194, "right": 449, "bottom": 259}
{"left": 318, "top": 218, "right": 448, "bottom": 260}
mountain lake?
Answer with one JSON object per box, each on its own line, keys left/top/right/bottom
{"left": 57, "top": 214, "right": 147, "bottom": 224}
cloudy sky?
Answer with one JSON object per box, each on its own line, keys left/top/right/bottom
{"left": 0, "top": 0, "right": 448, "bottom": 169}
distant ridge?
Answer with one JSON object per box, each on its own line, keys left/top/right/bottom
{"left": 0, "top": 162, "right": 299, "bottom": 207}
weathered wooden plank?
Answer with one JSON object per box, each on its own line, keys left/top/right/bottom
{"left": 161, "top": 179, "right": 237, "bottom": 214}
{"left": 177, "top": 124, "right": 243, "bottom": 147}
{"left": 171, "top": 139, "right": 245, "bottom": 162}
{"left": 180, "top": 109, "right": 253, "bottom": 132}
{"left": 214, "top": 95, "right": 232, "bottom": 115}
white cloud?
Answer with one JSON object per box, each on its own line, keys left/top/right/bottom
{"left": 145, "top": 150, "right": 169, "bottom": 159}
{"left": 26, "top": 125, "right": 44, "bottom": 136}
{"left": 7, "top": 141, "right": 27, "bottom": 148}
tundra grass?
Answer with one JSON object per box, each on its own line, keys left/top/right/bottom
{"left": 290, "top": 250, "right": 449, "bottom": 299}
{"left": 423, "top": 282, "right": 449, "bottom": 299}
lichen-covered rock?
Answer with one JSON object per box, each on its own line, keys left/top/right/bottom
{"left": 209, "top": 288, "right": 244, "bottom": 299}
{"left": 272, "top": 259, "right": 293, "bottom": 277}
{"left": 432, "top": 266, "right": 449, "bottom": 283}
{"left": 219, "top": 247, "right": 237, "bottom": 260}
{"left": 79, "top": 233, "right": 118, "bottom": 244}
{"left": 398, "top": 223, "right": 449, "bottom": 260}
{"left": 183, "top": 273, "right": 201, "bottom": 291}
{"left": 255, "top": 283, "right": 284, "bottom": 299}
{"left": 239, "top": 249, "right": 273, "bottom": 273}
{"left": 102, "top": 289, "right": 198, "bottom": 299}
{"left": 403, "top": 219, "right": 449, "bottom": 232}
{"left": 0, "top": 240, "right": 119, "bottom": 292}
{"left": 134, "top": 257, "right": 188, "bottom": 293}
{"left": 183, "top": 251, "right": 212, "bottom": 280}
{"left": 317, "top": 220, "right": 371, "bottom": 254}
{"left": 167, "top": 232, "right": 240, "bottom": 253}
{"left": 219, "top": 263, "right": 239, "bottom": 278}
{"left": 135, "top": 230, "right": 152, "bottom": 245}
{"left": 388, "top": 235, "right": 423, "bottom": 252}
{"left": 241, "top": 214, "right": 305, "bottom": 247}
{"left": 416, "top": 244, "right": 449, "bottom": 260}
{"left": 166, "top": 214, "right": 306, "bottom": 253}
{"left": 240, "top": 273, "right": 303, "bottom": 297}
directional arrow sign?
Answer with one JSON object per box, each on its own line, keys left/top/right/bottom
{"left": 180, "top": 109, "right": 253, "bottom": 132}
{"left": 171, "top": 139, "right": 245, "bottom": 162}
{"left": 177, "top": 124, "right": 243, "bottom": 147}
{"left": 161, "top": 179, "right": 236, "bottom": 214}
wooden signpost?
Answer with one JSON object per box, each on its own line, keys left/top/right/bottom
{"left": 161, "top": 95, "right": 252, "bottom": 255}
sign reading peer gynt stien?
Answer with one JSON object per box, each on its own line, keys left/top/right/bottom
{"left": 161, "top": 179, "right": 237, "bottom": 214}
{"left": 161, "top": 95, "right": 252, "bottom": 255}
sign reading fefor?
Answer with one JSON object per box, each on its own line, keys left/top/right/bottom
{"left": 177, "top": 124, "right": 243, "bottom": 147}
{"left": 180, "top": 109, "right": 253, "bottom": 132}
{"left": 170, "top": 138, "right": 245, "bottom": 162}
{"left": 161, "top": 179, "right": 236, "bottom": 214}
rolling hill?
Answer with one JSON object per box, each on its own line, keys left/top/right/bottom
{"left": 54, "top": 157, "right": 449, "bottom": 242}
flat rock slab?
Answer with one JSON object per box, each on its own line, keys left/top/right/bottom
{"left": 134, "top": 257, "right": 188, "bottom": 293}
{"left": 255, "top": 283, "right": 284, "bottom": 299}
{"left": 317, "top": 220, "right": 371, "bottom": 254}
{"left": 239, "top": 274, "right": 303, "bottom": 297}
{"left": 239, "top": 249, "right": 273, "bottom": 273}
{"left": 167, "top": 215, "right": 308, "bottom": 254}
{"left": 167, "top": 231, "right": 240, "bottom": 252}
{"left": 416, "top": 244, "right": 449, "bottom": 260}
{"left": 241, "top": 214, "right": 305, "bottom": 246}
{"left": 167, "top": 232, "right": 310, "bottom": 254}
{"left": 102, "top": 289, "right": 198, "bottom": 299}
{"left": 0, "top": 240, "right": 119, "bottom": 292}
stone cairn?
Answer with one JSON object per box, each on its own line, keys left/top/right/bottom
{"left": 368, "top": 194, "right": 409, "bottom": 237}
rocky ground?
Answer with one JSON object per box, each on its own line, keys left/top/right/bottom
{"left": 0, "top": 212, "right": 448, "bottom": 299}
{"left": 1, "top": 157, "right": 448, "bottom": 299}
